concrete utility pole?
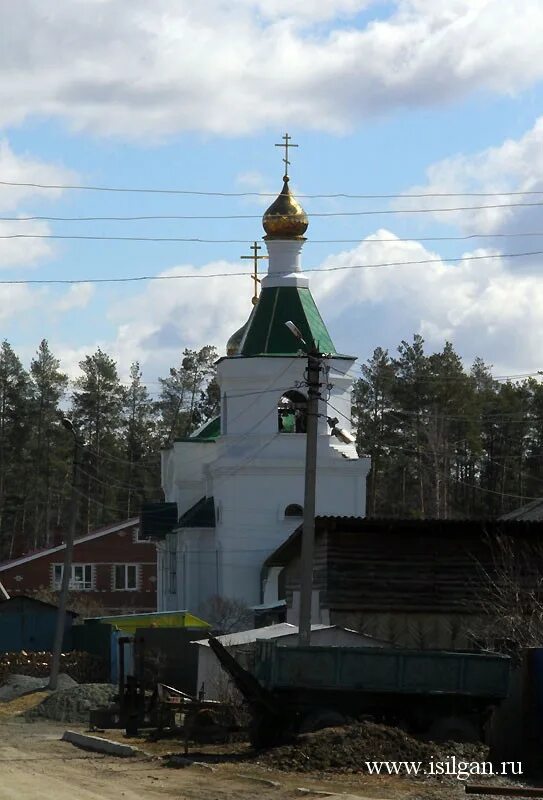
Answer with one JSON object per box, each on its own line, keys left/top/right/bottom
{"left": 49, "top": 419, "right": 82, "bottom": 690}
{"left": 298, "top": 348, "right": 321, "bottom": 647}
{"left": 284, "top": 321, "right": 323, "bottom": 648}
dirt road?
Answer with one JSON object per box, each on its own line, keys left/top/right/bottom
{"left": 0, "top": 720, "right": 262, "bottom": 800}
{"left": 0, "top": 719, "right": 459, "bottom": 800}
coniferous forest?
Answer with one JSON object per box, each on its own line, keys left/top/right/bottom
{"left": 0, "top": 339, "right": 218, "bottom": 560}
{"left": 1, "top": 333, "right": 541, "bottom": 560}
{"left": 354, "top": 335, "right": 543, "bottom": 520}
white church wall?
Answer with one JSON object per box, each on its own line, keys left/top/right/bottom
{"left": 217, "top": 355, "right": 356, "bottom": 439}
{"left": 176, "top": 528, "right": 218, "bottom": 614}
{"left": 161, "top": 441, "right": 215, "bottom": 517}
{"left": 208, "top": 436, "right": 369, "bottom": 605}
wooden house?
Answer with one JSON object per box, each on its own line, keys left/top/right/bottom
{"left": 264, "top": 516, "right": 543, "bottom": 649}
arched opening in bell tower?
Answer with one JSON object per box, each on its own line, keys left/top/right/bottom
{"left": 278, "top": 390, "right": 307, "bottom": 433}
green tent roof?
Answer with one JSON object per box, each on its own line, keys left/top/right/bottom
{"left": 192, "top": 416, "right": 220, "bottom": 440}
{"left": 240, "top": 286, "right": 336, "bottom": 356}
{"left": 174, "top": 415, "right": 220, "bottom": 443}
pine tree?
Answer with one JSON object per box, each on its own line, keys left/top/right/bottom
{"left": 71, "top": 348, "right": 126, "bottom": 530}
{"left": 0, "top": 341, "right": 33, "bottom": 557}
{"left": 29, "top": 340, "right": 68, "bottom": 548}
{"left": 156, "top": 345, "right": 217, "bottom": 443}
{"left": 352, "top": 348, "right": 397, "bottom": 515}
{"left": 392, "top": 335, "right": 431, "bottom": 517}
{"left": 122, "top": 361, "right": 159, "bottom": 517}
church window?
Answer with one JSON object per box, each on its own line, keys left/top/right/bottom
{"left": 278, "top": 390, "right": 307, "bottom": 433}
{"left": 285, "top": 504, "right": 303, "bottom": 517}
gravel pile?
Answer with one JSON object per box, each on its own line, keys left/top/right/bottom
{"left": 0, "top": 673, "right": 76, "bottom": 703}
{"left": 256, "top": 721, "right": 487, "bottom": 774}
{"left": 25, "top": 683, "right": 117, "bottom": 723}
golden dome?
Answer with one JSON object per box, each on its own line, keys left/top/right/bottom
{"left": 262, "top": 176, "right": 308, "bottom": 240}
{"left": 226, "top": 321, "right": 247, "bottom": 356}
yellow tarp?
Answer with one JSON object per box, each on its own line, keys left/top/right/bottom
{"left": 89, "top": 611, "right": 210, "bottom": 633}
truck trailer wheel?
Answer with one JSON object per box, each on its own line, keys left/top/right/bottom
{"left": 427, "top": 715, "right": 479, "bottom": 743}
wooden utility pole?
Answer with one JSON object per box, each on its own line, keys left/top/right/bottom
{"left": 49, "top": 419, "right": 82, "bottom": 690}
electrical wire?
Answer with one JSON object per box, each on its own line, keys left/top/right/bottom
{"left": 3, "top": 177, "right": 543, "bottom": 200}
{"left": 2, "top": 201, "right": 543, "bottom": 221}
{"left": 2, "top": 231, "right": 543, "bottom": 245}
{"left": 0, "top": 248, "right": 541, "bottom": 285}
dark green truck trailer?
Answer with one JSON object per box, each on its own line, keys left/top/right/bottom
{"left": 208, "top": 638, "right": 511, "bottom": 746}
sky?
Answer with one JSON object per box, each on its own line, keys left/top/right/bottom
{"left": 4, "top": 0, "right": 543, "bottom": 393}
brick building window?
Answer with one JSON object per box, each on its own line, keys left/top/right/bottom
{"left": 53, "top": 564, "right": 93, "bottom": 591}
{"left": 113, "top": 564, "right": 138, "bottom": 591}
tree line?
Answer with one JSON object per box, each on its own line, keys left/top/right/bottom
{"left": 0, "top": 339, "right": 218, "bottom": 559}
{"left": 353, "top": 335, "right": 543, "bottom": 520}
{"left": 2, "top": 333, "right": 540, "bottom": 560}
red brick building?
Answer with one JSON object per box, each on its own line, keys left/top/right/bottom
{"left": 0, "top": 518, "right": 157, "bottom": 615}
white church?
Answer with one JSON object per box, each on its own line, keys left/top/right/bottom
{"left": 155, "top": 147, "right": 370, "bottom": 619}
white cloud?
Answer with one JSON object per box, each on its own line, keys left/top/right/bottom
{"left": 103, "top": 261, "right": 253, "bottom": 379}
{"left": 0, "top": 139, "right": 79, "bottom": 270}
{"left": 2, "top": 1, "right": 543, "bottom": 137}
{"left": 311, "top": 231, "right": 543, "bottom": 374}
{"left": 398, "top": 116, "right": 543, "bottom": 240}
{"left": 0, "top": 219, "right": 55, "bottom": 268}
{"left": 0, "top": 140, "right": 75, "bottom": 212}
{"left": 54, "top": 283, "right": 95, "bottom": 312}
{"left": 0, "top": 284, "right": 44, "bottom": 322}
{"left": 46, "top": 228, "right": 543, "bottom": 384}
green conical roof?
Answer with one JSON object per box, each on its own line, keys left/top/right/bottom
{"left": 240, "top": 286, "right": 336, "bottom": 356}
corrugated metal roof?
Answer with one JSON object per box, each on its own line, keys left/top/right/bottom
{"left": 500, "top": 499, "right": 543, "bottom": 520}
{"left": 192, "top": 622, "right": 329, "bottom": 647}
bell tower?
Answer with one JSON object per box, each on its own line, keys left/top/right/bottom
{"left": 212, "top": 135, "right": 369, "bottom": 604}
{"left": 159, "top": 136, "right": 370, "bottom": 615}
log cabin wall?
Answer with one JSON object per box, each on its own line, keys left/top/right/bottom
{"left": 277, "top": 517, "right": 543, "bottom": 649}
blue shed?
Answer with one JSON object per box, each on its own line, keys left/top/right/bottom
{"left": 0, "top": 596, "right": 77, "bottom": 652}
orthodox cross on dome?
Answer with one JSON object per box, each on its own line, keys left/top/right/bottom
{"left": 240, "top": 241, "right": 268, "bottom": 305}
{"left": 275, "top": 132, "right": 298, "bottom": 179}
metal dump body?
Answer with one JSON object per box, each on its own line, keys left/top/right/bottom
{"left": 255, "top": 642, "right": 510, "bottom": 699}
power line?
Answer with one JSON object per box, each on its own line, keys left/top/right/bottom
{"left": 3, "top": 230, "right": 543, "bottom": 245}
{"left": 354, "top": 365, "right": 543, "bottom": 384}
{"left": 1, "top": 248, "right": 542, "bottom": 285}
{"left": 3, "top": 177, "right": 543, "bottom": 200}
{"left": 3, "top": 201, "right": 543, "bottom": 221}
